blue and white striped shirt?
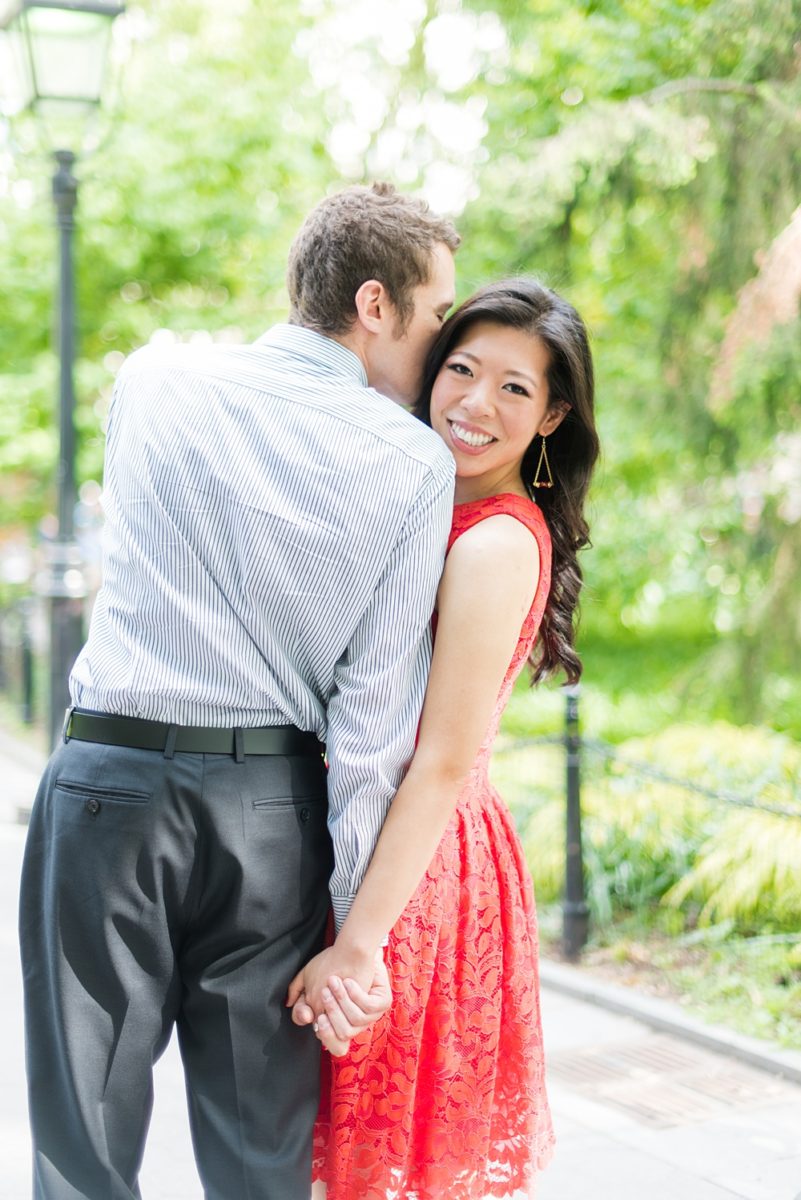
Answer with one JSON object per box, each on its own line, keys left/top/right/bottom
{"left": 71, "top": 324, "right": 455, "bottom": 926}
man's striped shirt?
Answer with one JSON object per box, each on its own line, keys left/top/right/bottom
{"left": 71, "top": 324, "right": 455, "bottom": 926}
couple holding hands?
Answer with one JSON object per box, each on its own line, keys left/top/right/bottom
{"left": 20, "top": 182, "right": 599, "bottom": 1199}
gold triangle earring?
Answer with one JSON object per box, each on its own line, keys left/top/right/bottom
{"left": 532, "top": 435, "right": 554, "bottom": 488}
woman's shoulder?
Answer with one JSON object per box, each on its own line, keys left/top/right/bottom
{"left": 439, "top": 501, "right": 544, "bottom": 633}
{"left": 446, "top": 501, "right": 543, "bottom": 587}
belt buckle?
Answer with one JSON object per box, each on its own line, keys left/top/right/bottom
{"left": 62, "top": 704, "right": 76, "bottom": 744}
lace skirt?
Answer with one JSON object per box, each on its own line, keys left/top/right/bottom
{"left": 312, "top": 782, "right": 554, "bottom": 1200}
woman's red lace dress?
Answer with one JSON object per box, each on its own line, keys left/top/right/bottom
{"left": 313, "top": 493, "right": 555, "bottom": 1200}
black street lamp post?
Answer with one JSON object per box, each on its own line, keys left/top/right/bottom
{"left": 47, "top": 145, "right": 83, "bottom": 750}
{"left": 0, "top": 0, "right": 125, "bottom": 748}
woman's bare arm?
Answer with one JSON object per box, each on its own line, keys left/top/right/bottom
{"left": 288, "top": 513, "right": 541, "bottom": 1026}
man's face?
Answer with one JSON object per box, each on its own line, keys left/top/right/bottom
{"left": 369, "top": 242, "right": 456, "bottom": 405}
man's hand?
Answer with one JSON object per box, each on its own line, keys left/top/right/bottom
{"left": 287, "top": 951, "right": 392, "bottom": 1056}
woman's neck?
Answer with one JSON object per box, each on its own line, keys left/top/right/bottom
{"left": 454, "top": 480, "right": 530, "bottom": 504}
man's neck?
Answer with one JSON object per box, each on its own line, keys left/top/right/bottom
{"left": 330, "top": 328, "right": 369, "bottom": 379}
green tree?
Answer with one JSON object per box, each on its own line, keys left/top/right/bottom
{"left": 454, "top": 0, "right": 801, "bottom": 729}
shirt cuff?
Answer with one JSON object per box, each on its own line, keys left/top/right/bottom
{"left": 330, "top": 893, "right": 355, "bottom": 934}
{"left": 330, "top": 893, "right": 390, "bottom": 949}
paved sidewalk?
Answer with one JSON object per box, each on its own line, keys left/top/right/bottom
{"left": 538, "top": 992, "right": 800, "bottom": 1200}
{"left": 2, "top": 737, "right": 800, "bottom": 1199}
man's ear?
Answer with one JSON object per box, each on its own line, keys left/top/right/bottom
{"left": 354, "top": 279, "right": 389, "bottom": 333}
{"left": 539, "top": 400, "right": 571, "bottom": 437}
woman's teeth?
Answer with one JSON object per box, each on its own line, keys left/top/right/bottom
{"left": 451, "top": 422, "right": 494, "bottom": 448}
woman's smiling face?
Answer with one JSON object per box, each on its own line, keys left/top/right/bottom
{"left": 429, "top": 320, "right": 567, "bottom": 502}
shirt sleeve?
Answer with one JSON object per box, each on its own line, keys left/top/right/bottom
{"left": 324, "top": 456, "right": 455, "bottom": 930}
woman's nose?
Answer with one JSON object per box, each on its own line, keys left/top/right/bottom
{"left": 462, "top": 381, "right": 494, "bottom": 416}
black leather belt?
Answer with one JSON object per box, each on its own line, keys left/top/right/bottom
{"left": 64, "top": 708, "right": 323, "bottom": 760}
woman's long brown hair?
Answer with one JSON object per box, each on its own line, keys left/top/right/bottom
{"left": 415, "top": 278, "right": 600, "bottom": 683}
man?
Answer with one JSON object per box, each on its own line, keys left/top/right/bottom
{"left": 19, "top": 181, "right": 458, "bottom": 1199}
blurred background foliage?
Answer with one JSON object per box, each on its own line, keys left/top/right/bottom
{"left": 1, "top": 0, "right": 800, "bottom": 739}
{"left": 491, "top": 718, "right": 801, "bottom": 1044}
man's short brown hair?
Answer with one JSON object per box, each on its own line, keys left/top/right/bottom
{"left": 286, "top": 182, "right": 460, "bottom": 336}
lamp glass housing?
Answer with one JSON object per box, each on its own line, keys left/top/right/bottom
{"left": 0, "top": 1, "right": 122, "bottom": 119}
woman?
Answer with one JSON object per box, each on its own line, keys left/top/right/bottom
{"left": 291, "top": 278, "right": 600, "bottom": 1199}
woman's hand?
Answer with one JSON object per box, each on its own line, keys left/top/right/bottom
{"left": 314, "top": 964, "right": 392, "bottom": 1053}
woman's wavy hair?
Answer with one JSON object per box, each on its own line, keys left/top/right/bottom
{"left": 415, "top": 278, "right": 600, "bottom": 684}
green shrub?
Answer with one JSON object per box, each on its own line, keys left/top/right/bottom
{"left": 666, "top": 809, "right": 801, "bottom": 928}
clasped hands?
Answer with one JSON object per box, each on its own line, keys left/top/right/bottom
{"left": 286, "top": 944, "right": 392, "bottom": 1056}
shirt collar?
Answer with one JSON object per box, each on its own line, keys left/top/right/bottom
{"left": 255, "top": 324, "right": 368, "bottom": 388}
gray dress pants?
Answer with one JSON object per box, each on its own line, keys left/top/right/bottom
{"left": 19, "top": 736, "right": 333, "bottom": 1200}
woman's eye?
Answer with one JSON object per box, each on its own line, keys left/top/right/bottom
{"left": 447, "top": 362, "right": 471, "bottom": 376}
{"left": 504, "top": 382, "right": 529, "bottom": 396}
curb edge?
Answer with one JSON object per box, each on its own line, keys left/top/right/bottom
{"left": 539, "top": 957, "right": 801, "bottom": 1084}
